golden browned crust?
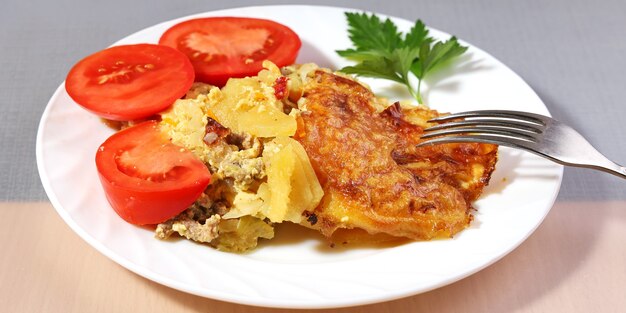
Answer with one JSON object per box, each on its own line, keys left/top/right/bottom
{"left": 294, "top": 70, "right": 497, "bottom": 240}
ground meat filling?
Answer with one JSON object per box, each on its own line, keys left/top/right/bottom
{"left": 156, "top": 114, "right": 272, "bottom": 251}
{"left": 156, "top": 214, "right": 221, "bottom": 243}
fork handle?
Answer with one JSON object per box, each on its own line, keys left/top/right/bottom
{"left": 537, "top": 147, "right": 626, "bottom": 179}
{"left": 597, "top": 163, "right": 626, "bottom": 179}
{"left": 574, "top": 159, "right": 626, "bottom": 179}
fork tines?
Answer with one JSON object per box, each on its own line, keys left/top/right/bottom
{"left": 418, "top": 110, "right": 549, "bottom": 148}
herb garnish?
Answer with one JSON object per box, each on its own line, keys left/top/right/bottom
{"left": 337, "top": 12, "right": 468, "bottom": 105}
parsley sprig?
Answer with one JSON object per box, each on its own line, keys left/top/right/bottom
{"left": 337, "top": 12, "right": 468, "bottom": 105}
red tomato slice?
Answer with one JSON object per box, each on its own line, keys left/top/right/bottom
{"left": 159, "top": 17, "right": 301, "bottom": 86}
{"left": 66, "top": 44, "right": 194, "bottom": 121}
{"left": 95, "top": 121, "right": 211, "bottom": 225}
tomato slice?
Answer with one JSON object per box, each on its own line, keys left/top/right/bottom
{"left": 95, "top": 121, "right": 211, "bottom": 225}
{"left": 159, "top": 17, "right": 301, "bottom": 86}
{"left": 66, "top": 44, "right": 194, "bottom": 121}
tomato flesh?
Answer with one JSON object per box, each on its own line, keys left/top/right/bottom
{"left": 159, "top": 17, "right": 301, "bottom": 86}
{"left": 66, "top": 44, "right": 194, "bottom": 121}
{"left": 96, "top": 121, "right": 211, "bottom": 225}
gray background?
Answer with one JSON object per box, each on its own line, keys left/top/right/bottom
{"left": 1, "top": 0, "right": 624, "bottom": 201}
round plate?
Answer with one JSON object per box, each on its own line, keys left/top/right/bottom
{"left": 36, "top": 5, "right": 562, "bottom": 309}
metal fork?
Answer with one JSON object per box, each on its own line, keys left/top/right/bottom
{"left": 417, "top": 110, "right": 626, "bottom": 179}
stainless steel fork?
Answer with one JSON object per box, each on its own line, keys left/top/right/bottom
{"left": 417, "top": 110, "right": 626, "bottom": 179}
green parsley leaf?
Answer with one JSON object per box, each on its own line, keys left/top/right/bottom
{"left": 412, "top": 36, "right": 467, "bottom": 79}
{"left": 403, "top": 19, "right": 432, "bottom": 48}
{"left": 337, "top": 12, "right": 467, "bottom": 105}
{"left": 341, "top": 12, "right": 402, "bottom": 53}
{"left": 336, "top": 48, "right": 388, "bottom": 63}
{"left": 340, "top": 57, "right": 404, "bottom": 84}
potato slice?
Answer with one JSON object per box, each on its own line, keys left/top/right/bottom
{"left": 261, "top": 137, "right": 323, "bottom": 223}
{"left": 261, "top": 141, "right": 295, "bottom": 222}
{"left": 238, "top": 108, "right": 297, "bottom": 138}
{"left": 206, "top": 76, "right": 296, "bottom": 138}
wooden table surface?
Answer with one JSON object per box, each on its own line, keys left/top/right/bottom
{"left": 1, "top": 201, "right": 624, "bottom": 312}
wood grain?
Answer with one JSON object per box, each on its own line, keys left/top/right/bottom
{"left": 1, "top": 201, "right": 624, "bottom": 312}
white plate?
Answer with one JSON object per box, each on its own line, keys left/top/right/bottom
{"left": 36, "top": 5, "right": 563, "bottom": 309}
